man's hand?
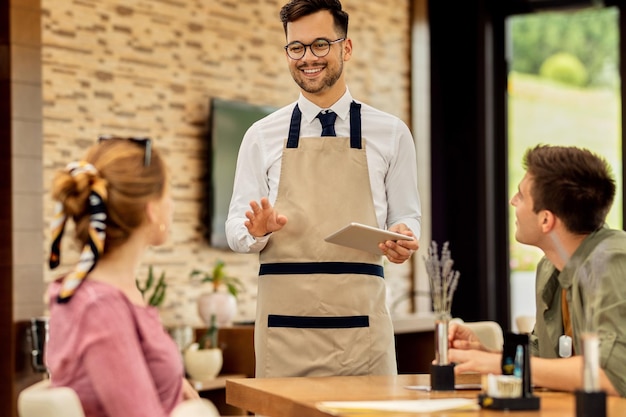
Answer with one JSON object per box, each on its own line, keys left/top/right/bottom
{"left": 448, "top": 321, "right": 491, "bottom": 351}
{"left": 447, "top": 348, "right": 502, "bottom": 375}
{"left": 245, "top": 197, "right": 288, "bottom": 237}
{"left": 378, "top": 223, "right": 418, "bottom": 264}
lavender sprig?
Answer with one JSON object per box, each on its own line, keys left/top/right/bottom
{"left": 424, "top": 241, "right": 460, "bottom": 315}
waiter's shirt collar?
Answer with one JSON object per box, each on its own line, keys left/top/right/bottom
{"left": 297, "top": 88, "right": 353, "bottom": 125}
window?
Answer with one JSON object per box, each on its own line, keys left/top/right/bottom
{"left": 506, "top": 7, "right": 622, "bottom": 329}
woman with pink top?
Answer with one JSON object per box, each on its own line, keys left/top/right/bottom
{"left": 44, "top": 137, "right": 199, "bottom": 417}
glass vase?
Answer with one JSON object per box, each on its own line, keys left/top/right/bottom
{"left": 434, "top": 313, "right": 451, "bottom": 365}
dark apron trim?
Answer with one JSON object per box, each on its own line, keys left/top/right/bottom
{"left": 286, "top": 104, "right": 301, "bottom": 148}
{"left": 259, "top": 262, "right": 384, "bottom": 277}
{"left": 268, "top": 314, "right": 370, "bottom": 329}
{"left": 286, "top": 101, "right": 362, "bottom": 148}
{"left": 349, "top": 101, "right": 362, "bottom": 149}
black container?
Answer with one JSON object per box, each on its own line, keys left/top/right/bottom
{"left": 479, "top": 332, "right": 541, "bottom": 411}
{"left": 430, "top": 363, "right": 455, "bottom": 391}
{"left": 29, "top": 317, "right": 49, "bottom": 373}
{"left": 478, "top": 394, "right": 540, "bottom": 410}
{"left": 575, "top": 390, "right": 606, "bottom": 417}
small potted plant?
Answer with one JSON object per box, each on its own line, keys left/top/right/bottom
{"left": 183, "top": 314, "right": 223, "bottom": 381}
{"left": 137, "top": 266, "right": 196, "bottom": 352}
{"left": 136, "top": 265, "right": 167, "bottom": 307}
{"left": 191, "top": 260, "right": 243, "bottom": 327}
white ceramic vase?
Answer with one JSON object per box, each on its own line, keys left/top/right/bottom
{"left": 197, "top": 291, "right": 237, "bottom": 327}
{"left": 183, "top": 343, "right": 223, "bottom": 381}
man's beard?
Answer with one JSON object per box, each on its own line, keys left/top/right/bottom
{"left": 291, "top": 60, "right": 343, "bottom": 94}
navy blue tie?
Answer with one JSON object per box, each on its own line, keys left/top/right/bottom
{"left": 317, "top": 111, "right": 337, "bottom": 137}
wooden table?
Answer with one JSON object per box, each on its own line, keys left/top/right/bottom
{"left": 226, "top": 373, "right": 626, "bottom": 416}
{"left": 192, "top": 374, "right": 247, "bottom": 415}
{"left": 191, "top": 374, "right": 246, "bottom": 392}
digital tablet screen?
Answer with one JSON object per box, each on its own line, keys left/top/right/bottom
{"left": 324, "top": 222, "right": 413, "bottom": 255}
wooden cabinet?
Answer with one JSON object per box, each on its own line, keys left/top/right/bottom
{"left": 193, "top": 325, "right": 255, "bottom": 416}
{"left": 194, "top": 325, "right": 255, "bottom": 378}
{"left": 395, "top": 330, "right": 435, "bottom": 374}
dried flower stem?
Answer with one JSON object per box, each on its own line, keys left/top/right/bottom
{"left": 424, "top": 241, "right": 460, "bottom": 316}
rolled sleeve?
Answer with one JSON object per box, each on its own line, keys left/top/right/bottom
{"left": 591, "top": 250, "right": 626, "bottom": 396}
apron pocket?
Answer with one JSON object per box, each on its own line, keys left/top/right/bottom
{"left": 268, "top": 315, "right": 369, "bottom": 328}
{"left": 266, "top": 314, "right": 371, "bottom": 377}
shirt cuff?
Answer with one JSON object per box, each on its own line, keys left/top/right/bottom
{"left": 249, "top": 233, "right": 271, "bottom": 250}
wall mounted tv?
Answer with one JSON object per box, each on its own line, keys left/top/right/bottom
{"left": 205, "top": 97, "right": 277, "bottom": 248}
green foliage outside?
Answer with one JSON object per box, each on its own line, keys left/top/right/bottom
{"left": 508, "top": 72, "right": 622, "bottom": 271}
{"left": 510, "top": 7, "right": 618, "bottom": 88}
{"left": 539, "top": 52, "right": 588, "bottom": 87}
{"left": 508, "top": 6, "right": 622, "bottom": 271}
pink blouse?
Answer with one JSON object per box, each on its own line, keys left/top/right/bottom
{"left": 45, "top": 279, "right": 184, "bottom": 417}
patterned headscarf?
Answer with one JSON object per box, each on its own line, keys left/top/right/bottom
{"left": 49, "top": 161, "right": 108, "bottom": 303}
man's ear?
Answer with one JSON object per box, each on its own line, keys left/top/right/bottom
{"left": 541, "top": 210, "right": 556, "bottom": 233}
{"left": 343, "top": 38, "right": 353, "bottom": 62}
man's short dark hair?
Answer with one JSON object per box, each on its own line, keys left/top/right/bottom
{"left": 280, "top": 0, "right": 349, "bottom": 38}
{"left": 523, "top": 144, "right": 616, "bottom": 234}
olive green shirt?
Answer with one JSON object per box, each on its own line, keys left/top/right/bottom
{"left": 530, "top": 227, "right": 626, "bottom": 397}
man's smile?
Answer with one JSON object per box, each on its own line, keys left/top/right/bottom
{"left": 300, "top": 66, "right": 325, "bottom": 76}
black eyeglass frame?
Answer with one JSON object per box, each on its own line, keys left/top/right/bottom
{"left": 98, "top": 135, "right": 152, "bottom": 167}
{"left": 284, "top": 37, "right": 345, "bottom": 60}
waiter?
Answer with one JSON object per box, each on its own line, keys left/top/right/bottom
{"left": 225, "top": 0, "right": 421, "bottom": 378}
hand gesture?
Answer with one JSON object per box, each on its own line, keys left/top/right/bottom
{"left": 245, "top": 197, "right": 288, "bottom": 238}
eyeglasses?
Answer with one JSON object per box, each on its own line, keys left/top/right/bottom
{"left": 284, "top": 38, "right": 345, "bottom": 60}
{"left": 98, "top": 135, "right": 152, "bottom": 167}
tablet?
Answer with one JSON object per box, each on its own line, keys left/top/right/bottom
{"left": 324, "top": 222, "right": 413, "bottom": 255}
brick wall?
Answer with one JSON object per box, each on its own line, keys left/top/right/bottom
{"left": 40, "top": 0, "right": 413, "bottom": 326}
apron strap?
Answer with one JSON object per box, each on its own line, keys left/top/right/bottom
{"left": 287, "top": 104, "right": 302, "bottom": 148}
{"left": 286, "top": 101, "right": 363, "bottom": 149}
{"left": 349, "top": 101, "right": 362, "bottom": 149}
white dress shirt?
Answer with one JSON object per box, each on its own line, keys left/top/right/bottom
{"left": 225, "top": 88, "right": 421, "bottom": 253}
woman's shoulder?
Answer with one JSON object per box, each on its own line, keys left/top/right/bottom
{"left": 48, "top": 278, "right": 136, "bottom": 314}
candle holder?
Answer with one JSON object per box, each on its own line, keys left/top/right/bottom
{"left": 575, "top": 332, "right": 606, "bottom": 417}
{"left": 574, "top": 255, "right": 606, "bottom": 417}
{"left": 430, "top": 312, "right": 455, "bottom": 390}
{"left": 424, "top": 241, "right": 460, "bottom": 391}
{"left": 575, "top": 390, "right": 606, "bottom": 417}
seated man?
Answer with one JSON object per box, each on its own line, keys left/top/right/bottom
{"left": 448, "top": 144, "right": 626, "bottom": 397}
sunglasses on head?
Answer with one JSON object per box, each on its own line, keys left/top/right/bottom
{"left": 98, "top": 135, "right": 152, "bottom": 167}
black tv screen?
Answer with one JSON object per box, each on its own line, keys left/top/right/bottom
{"left": 205, "top": 98, "right": 276, "bottom": 248}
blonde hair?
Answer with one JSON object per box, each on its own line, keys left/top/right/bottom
{"left": 51, "top": 138, "right": 166, "bottom": 253}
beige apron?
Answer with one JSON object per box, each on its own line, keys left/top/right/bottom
{"left": 255, "top": 102, "right": 397, "bottom": 378}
